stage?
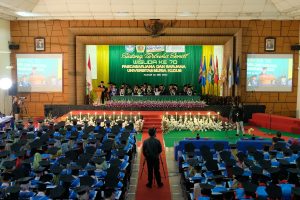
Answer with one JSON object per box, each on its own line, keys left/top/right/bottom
{"left": 45, "top": 104, "right": 266, "bottom": 122}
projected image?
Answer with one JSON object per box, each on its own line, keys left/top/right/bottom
{"left": 246, "top": 54, "right": 293, "bottom": 92}
{"left": 17, "top": 54, "right": 63, "bottom": 92}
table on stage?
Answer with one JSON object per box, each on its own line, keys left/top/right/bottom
{"left": 111, "top": 95, "right": 201, "bottom": 102}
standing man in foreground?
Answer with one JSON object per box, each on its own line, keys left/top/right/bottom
{"left": 142, "top": 128, "right": 163, "bottom": 188}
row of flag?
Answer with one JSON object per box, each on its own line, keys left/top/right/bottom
{"left": 198, "top": 55, "right": 240, "bottom": 92}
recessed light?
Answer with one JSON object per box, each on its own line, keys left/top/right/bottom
{"left": 16, "top": 11, "right": 42, "bottom": 17}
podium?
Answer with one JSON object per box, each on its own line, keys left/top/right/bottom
{"left": 95, "top": 88, "right": 105, "bottom": 105}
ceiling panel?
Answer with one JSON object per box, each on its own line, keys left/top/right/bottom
{"left": 2, "top": 0, "right": 300, "bottom": 20}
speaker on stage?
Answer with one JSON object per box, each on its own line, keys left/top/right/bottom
{"left": 8, "top": 82, "right": 18, "bottom": 96}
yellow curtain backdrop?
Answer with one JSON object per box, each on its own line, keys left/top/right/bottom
{"left": 91, "top": 45, "right": 109, "bottom": 100}
{"left": 202, "top": 45, "right": 219, "bottom": 95}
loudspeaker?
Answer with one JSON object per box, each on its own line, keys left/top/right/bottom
{"left": 8, "top": 44, "right": 19, "bottom": 50}
{"left": 291, "top": 44, "right": 300, "bottom": 51}
{"left": 8, "top": 83, "right": 18, "bottom": 96}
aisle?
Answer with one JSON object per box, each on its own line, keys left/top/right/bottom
{"left": 135, "top": 114, "right": 172, "bottom": 200}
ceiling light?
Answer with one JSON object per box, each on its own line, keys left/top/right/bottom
{"left": 114, "top": 12, "right": 130, "bottom": 16}
{"left": 16, "top": 11, "right": 42, "bottom": 17}
{"left": 178, "top": 12, "right": 193, "bottom": 17}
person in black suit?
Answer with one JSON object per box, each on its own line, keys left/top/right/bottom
{"left": 142, "top": 128, "right": 163, "bottom": 188}
{"left": 98, "top": 81, "right": 106, "bottom": 104}
{"left": 230, "top": 103, "right": 245, "bottom": 136}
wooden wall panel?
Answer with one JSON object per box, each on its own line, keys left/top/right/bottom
{"left": 10, "top": 20, "right": 299, "bottom": 117}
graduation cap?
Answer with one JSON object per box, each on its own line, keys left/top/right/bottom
{"left": 253, "top": 151, "right": 264, "bottom": 162}
{"left": 65, "top": 149, "right": 79, "bottom": 161}
{"left": 39, "top": 174, "right": 53, "bottom": 183}
{"left": 0, "top": 150, "right": 10, "bottom": 158}
{"left": 116, "top": 149, "right": 127, "bottom": 159}
{"left": 283, "top": 148, "right": 292, "bottom": 156}
{"left": 57, "top": 121, "right": 66, "bottom": 128}
{"left": 94, "top": 133, "right": 104, "bottom": 140}
{"left": 250, "top": 166, "right": 263, "bottom": 175}
{"left": 37, "top": 181, "right": 48, "bottom": 191}
{"left": 69, "top": 164, "right": 82, "bottom": 171}
{"left": 60, "top": 174, "right": 75, "bottom": 183}
{"left": 80, "top": 176, "right": 95, "bottom": 187}
{"left": 268, "top": 167, "right": 280, "bottom": 174}
{"left": 84, "top": 126, "right": 95, "bottom": 134}
{"left": 101, "top": 140, "right": 114, "bottom": 151}
{"left": 33, "top": 166, "right": 46, "bottom": 173}
{"left": 66, "top": 125, "right": 72, "bottom": 131}
{"left": 2, "top": 160, "right": 15, "bottom": 169}
{"left": 76, "top": 185, "right": 89, "bottom": 195}
{"left": 50, "top": 165, "right": 63, "bottom": 175}
{"left": 70, "top": 132, "right": 79, "bottom": 140}
{"left": 39, "top": 160, "right": 50, "bottom": 167}
{"left": 85, "top": 165, "right": 96, "bottom": 171}
{"left": 236, "top": 152, "right": 246, "bottom": 161}
{"left": 259, "top": 160, "right": 271, "bottom": 170}
{"left": 27, "top": 132, "right": 35, "bottom": 139}
{"left": 199, "top": 183, "right": 214, "bottom": 189}
{"left": 29, "top": 139, "right": 42, "bottom": 149}
{"left": 110, "top": 159, "right": 122, "bottom": 168}
{"left": 246, "top": 146, "right": 257, "bottom": 155}
{"left": 58, "top": 157, "right": 71, "bottom": 165}
{"left": 242, "top": 182, "right": 258, "bottom": 193}
{"left": 220, "top": 151, "right": 232, "bottom": 161}
{"left": 278, "top": 159, "right": 290, "bottom": 166}
{"left": 6, "top": 186, "right": 20, "bottom": 194}
{"left": 224, "top": 159, "right": 237, "bottom": 167}
{"left": 186, "top": 159, "right": 200, "bottom": 167}
{"left": 274, "top": 142, "right": 286, "bottom": 151}
{"left": 88, "top": 138, "right": 97, "bottom": 144}
{"left": 287, "top": 168, "right": 300, "bottom": 174}
{"left": 1, "top": 172, "right": 12, "bottom": 181}
{"left": 269, "top": 150, "right": 277, "bottom": 156}
{"left": 49, "top": 185, "right": 65, "bottom": 199}
{"left": 91, "top": 157, "right": 105, "bottom": 165}
{"left": 266, "top": 184, "right": 282, "bottom": 198}
{"left": 232, "top": 166, "right": 244, "bottom": 176}
{"left": 48, "top": 147, "right": 59, "bottom": 155}
{"left": 16, "top": 119, "right": 23, "bottom": 124}
{"left": 17, "top": 177, "right": 33, "bottom": 184}
{"left": 214, "top": 143, "right": 224, "bottom": 152}
{"left": 205, "top": 159, "right": 219, "bottom": 172}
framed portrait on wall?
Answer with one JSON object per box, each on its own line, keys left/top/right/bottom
{"left": 35, "top": 37, "right": 45, "bottom": 51}
{"left": 265, "top": 37, "right": 276, "bottom": 52}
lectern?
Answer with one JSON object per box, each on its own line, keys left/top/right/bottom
{"left": 95, "top": 88, "right": 105, "bottom": 105}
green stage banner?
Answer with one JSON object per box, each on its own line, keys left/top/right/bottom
{"left": 109, "top": 45, "right": 202, "bottom": 89}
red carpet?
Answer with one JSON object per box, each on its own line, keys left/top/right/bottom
{"left": 135, "top": 113, "right": 172, "bottom": 200}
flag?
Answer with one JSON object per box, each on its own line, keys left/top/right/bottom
{"left": 202, "top": 56, "right": 207, "bottom": 86}
{"left": 235, "top": 56, "right": 240, "bottom": 85}
{"left": 228, "top": 56, "right": 234, "bottom": 88}
{"left": 214, "top": 56, "right": 219, "bottom": 84}
{"left": 198, "top": 57, "right": 202, "bottom": 84}
{"left": 208, "top": 55, "right": 214, "bottom": 84}
{"left": 86, "top": 55, "right": 93, "bottom": 94}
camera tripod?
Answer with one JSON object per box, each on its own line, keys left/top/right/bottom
{"left": 140, "top": 155, "right": 166, "bottom": 185}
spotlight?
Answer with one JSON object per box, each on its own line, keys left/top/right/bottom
{"left": 0, "top": 78, "right": 12, "bottom": 90}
